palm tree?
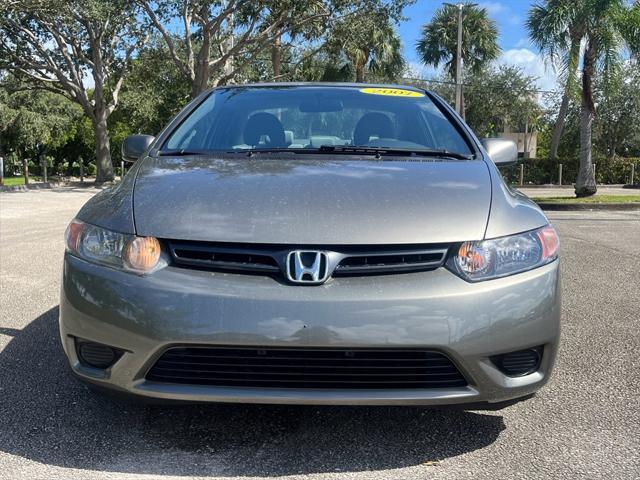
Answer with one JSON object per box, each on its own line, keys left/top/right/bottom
{"left": 416, "top": 2, "right": 500, "bottom": 117}
{"left": 527, "top": 0, "right": 639, "bottom": 197}
{"left": 331, "top": 13, "right": 404, "bottom": 83}
{"left": 527, "top": 0, "right": 582, "bottom": 163}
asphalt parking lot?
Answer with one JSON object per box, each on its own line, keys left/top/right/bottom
{"left": 1, "top": 187, "right": 639, "bottom": 480}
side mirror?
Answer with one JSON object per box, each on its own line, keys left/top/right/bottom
{"left": 480, "top": 138, "right": 518, "bottom": 166}
{"left": 122, "top": 134, "right": 155, "bottom": 162}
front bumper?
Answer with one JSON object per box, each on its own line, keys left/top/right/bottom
{"left": 60, "top": 254, "right": 561, "bottom": 407}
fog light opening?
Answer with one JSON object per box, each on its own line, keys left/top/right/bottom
{"left": 491, "top": 347, "right": 543, "bottom": 377}
{"left": 76, "top": 339, "right": 123, "bottom": 369}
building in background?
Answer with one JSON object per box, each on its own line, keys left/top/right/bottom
{"left": 499, "top": 122, "right": 537, "bottom": 159}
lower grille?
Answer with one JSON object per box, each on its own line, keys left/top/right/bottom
{"left": 76, "top": 339, "right": 123, "bottom": 369}
{"left": 146, "top": 346, "right": 467, "bottom": 389}
{"left": 491, "top": 347, "right": 542, "bottom": 376}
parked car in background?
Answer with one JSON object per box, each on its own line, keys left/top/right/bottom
{"left": 60, "top": 83, "right": 560, "bottom": 408}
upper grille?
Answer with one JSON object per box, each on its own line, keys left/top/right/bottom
{"left": 171, "top": 242, "right": 280, "bottom": 273}
{"left": 166, "top": 240, "right": 449, "bottom": 279}
{"left": 145, "top": 346, "right": 467, "bottom": 389}
{"left": 333, "top": 250, "right": 447, "bottom": 275}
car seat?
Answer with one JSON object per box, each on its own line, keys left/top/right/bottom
{"left": 243, "top": 112, "right": 286, "bottom": 148}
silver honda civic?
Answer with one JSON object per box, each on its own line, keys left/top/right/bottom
{"left": 60, "top": 83, "right": 560, "bottom": 408}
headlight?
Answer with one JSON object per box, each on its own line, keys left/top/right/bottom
{"left": 448, "top": 225, "right": 559, "bottom": 282}
{"left": 65, "top": 219, "right": 163, "bottom": 273}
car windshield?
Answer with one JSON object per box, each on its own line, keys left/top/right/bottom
{"left": 160, "top": 86, "right": 473, "bottom": 157}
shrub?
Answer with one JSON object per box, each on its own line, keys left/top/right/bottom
{"left": 499, "top": 156, "right": 639, "bottom": 186}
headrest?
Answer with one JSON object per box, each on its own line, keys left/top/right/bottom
{"left": 284, "top": 130, "right": 294, "bottom": 145}
{"left": 353, "top": 113, "right": 395, "bottom": 145}
{"left": 243, "top": 112, "right": 286, "bottom": 147}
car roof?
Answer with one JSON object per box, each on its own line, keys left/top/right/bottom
{"left": 212, "top": 82, "right": 428, "bottom": 94}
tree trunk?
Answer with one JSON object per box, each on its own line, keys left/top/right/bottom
{"left": 460, "top": 86, "right": 466, "bottom": 120}
{"left": 192, "top": 12, "right": 212, "bottom": 97}
{"left": 271, "top": 34, "right": 282, "bottom": 79}
{"left": 355, "top": 62, "right": 365, "bottom": 83}
{"left": 223, "top": 9, "right": 235, "bottom": 80}
{"left": 192, "top": 48, "right": 210, "bottom": 97}
{"left": 93, "top": 112, "right": 114, "bottom": 184}
{"left": 550, "top": 91, "right": 570, "bottom": 162}
{"left": 0, "top": 150, "right": 4, "bottom": 185}
{"left": 23, "top": 157, "right": 29, "bottom": 185}
{"left": 607, "top": 124, "right": 618, "bottom": 160}
{"left": 575, "top": 43, "right": 597, "bottom": 197}
{"left": 576, "top": 103, "right": 596, "bottom": 196}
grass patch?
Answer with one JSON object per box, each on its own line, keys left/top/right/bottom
{"left": 1, "top": 176, "right": 61, "bottom": 186}
{"left": 531, "top": 195, "right": 640, "bottom": 203}
{"left": 2, "top": 177, "right": 30, "bottom": 186}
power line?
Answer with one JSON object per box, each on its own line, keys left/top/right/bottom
{"left": 400, "top": 76, "right": 560, "bottom": 94}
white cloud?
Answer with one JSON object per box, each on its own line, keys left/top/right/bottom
{"left": 83, "top": 75, "right": 95, "bottom": 89}
{"left": 405, "top": 61, "right": 428, "bottom": 78}
{"left": 498, "top": 48, "right": 559, "bottom": 93}
{"left": 478, "top": 2, "right": 508, "bottom": 16}
{"left": 478, "top": 2, "right": 519, "bottom": 26}
{"left": 404, "top": 61, "right": 444, "bottom": 80}
{"left": 507, "top": 14, "right": 521, "bottom": 25}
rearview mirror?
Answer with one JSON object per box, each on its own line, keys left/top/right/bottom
{"left": 299, "top": 99, "right": 343, "bottom": 113}
{"left": 480, "top": 138, "right": 518, "bottom": 165}
{"left": 122, "top": 134, "right": 155, "bottom": 162}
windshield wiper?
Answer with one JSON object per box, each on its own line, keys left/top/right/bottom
{"left": 227, "top": 148, "right": 314, "bottom": 157}
{"left": 158, "top": 148, "right": 214, "bottom": 156}
{"left": 159, "top": 147, "right": 473, "bottom": 160}
{"left": 159, "top": 148, "right": 317, "bottom": 157}
{"left": 317, "top": 145, "right": 474, "bottom": 160}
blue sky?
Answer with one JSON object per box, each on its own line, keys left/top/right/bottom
{"left": 398, "top": 0, "right": 559, "bottom": 92}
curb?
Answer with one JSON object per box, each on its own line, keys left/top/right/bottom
{"left": 536, "top": 202, "right": 640, "bottom": 211}
{"left": 0, "top": 182, "right": 63, "bottom": 192}
{"left": 0, "top": 181, "right": 99, "bottom": 192}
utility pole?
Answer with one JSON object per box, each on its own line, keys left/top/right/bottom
{"left": 445, "top": 2, "right": 476, "bottom": 116}
{"left": 454, "top": 3, "right": 463, "bottom": 115}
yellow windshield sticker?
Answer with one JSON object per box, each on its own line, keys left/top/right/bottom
{"left": 360, "top": 87, "right": 424, "bottom": 98}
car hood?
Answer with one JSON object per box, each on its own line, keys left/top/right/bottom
{"left": 133, "top": 156, "right": 491, "bottom": 244}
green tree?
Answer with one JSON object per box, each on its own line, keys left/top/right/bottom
{"left": 110, "top": 38, "right": 192, "bottom": 136}
{"left": 464, "top": 66, "right": 541, "bottom": 140}
{"left": 0, "top": 75, "right": 84, "bottom": 176}
{"left": 594, "top": 62, "right": 640, "bottom": 159}
{"left": 281, "top": 48, "right": 353, "bottom": 82}
{"left": 416, "top": 2, "right": 500, "bottom": 116}
{"left": 136, "top": 0, "right": 339, "bottom": 97}
{"left": 411, "top": 66, "right": 541, "bottom": 139}
{"left": 108, "top": 38, "right": 192, "bottom": 165}
{"left": 0, "top": 0, "right": 146, "bottom": 183}
{"left": 526, "top": 0, "right": 639, "bottom": 196}
{"left": 328, "top": 8, "right": 405, "bottom": 82}
{"left": 527, "top": 0, "right": 582, "bottom": 163}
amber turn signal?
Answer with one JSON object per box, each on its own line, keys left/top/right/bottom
{"left": 124, "top": 236, "right": 161, "bottom": 272}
